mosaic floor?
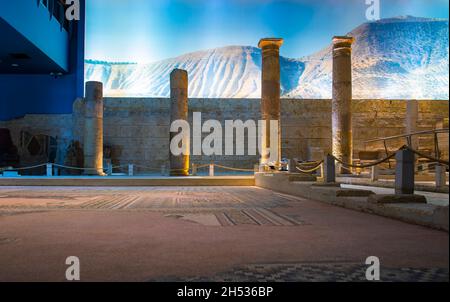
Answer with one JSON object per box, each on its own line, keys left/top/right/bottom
{"left": 0, "top": 186, "right": 448, "bottom": 282}
{"left": 151, "top": 262, "right": 450, "bottom": 282}
{"left": 0, "top": 187, "right": 306, "bottom": 227}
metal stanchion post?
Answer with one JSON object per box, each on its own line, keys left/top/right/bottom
{"left": 128, "top": 164, "right": 134, "bottom": 176}
{"left": 107, "top": 163, "right": 113, "bottom": 176}
{"left": 323, "top": 155, "right": 336, "bottom": 183}
{"left": 371, "top": 165, "right": 379, "bottom": 182}
{"left": 46, "top": 164, "right": 53, "bottom": 177}
{"left": 395, "top": 148, "right": 415, "bottom": 195}
{"left": 435, "top": 165, "right": 447, "bottom": 189}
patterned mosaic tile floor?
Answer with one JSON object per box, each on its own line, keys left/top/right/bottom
{"left": 150, "top": 262, "right": 450, "bottom": 282}
{"left": 0, "top": 186, "right": 447, "bottom": 281}
{"left": 0, "top": 187, "right": 306, "bottom": 226}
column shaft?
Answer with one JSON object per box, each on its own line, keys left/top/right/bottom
{"left": 406, "top": 100, "right": 419, "bottom": 149}
{"left": 83, "top": 81, "right": 104, "bottom": 176}
{"left": 170, "top": 69, "right": 190, "bottom": 176}
{"left": 259, "top": 38, "right": 283, "bottom": 167}
{"left": 332, "top": 36, "right": 354, "bottom": 174}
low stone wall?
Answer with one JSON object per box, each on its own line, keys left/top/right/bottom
{"left": 1, "top": 98, "right": 448, "bottom": 172}
{"left": 255, "top": 173, "right": 449, "bottom": 231}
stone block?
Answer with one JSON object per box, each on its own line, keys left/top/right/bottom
{"left": 368, "top": 194, "right": 427, "bottom": 204}
{"left": 335, "top": 189, "right": 375, "bottom": 197}
{"left": 288, "top": 173, "right": 317, "bottom": 182}
{"left": 311, "top": 182, "right": 341, "bottom": 187}
{"left": 432, "top": 206, "right": 449, "bottom": 231}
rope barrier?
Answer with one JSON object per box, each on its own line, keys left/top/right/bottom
{"left": 295, "top": 161, "right": 324, "bottom": 174}
{"left": 131, "top": 164, "right": 165, "bottom": 172}
{"left": 111, "top": 165, "right": 130, "bottom": 169}
{"left": 296, "top": 160, "right": 322, "bottom": 167}
{"left": 331, "top": 152, "right": 396, "bottom": 169}
{"left": 296, "top": 165, "right": 322, "bottom": 174}
{"left": 195, "top": 164, "right": 211, "bottom": 169}
{"left": 213, "top": 164, "right": 255, "bottom": 172}
{"left": 1, "top": 163, "right": 47, "bottom": 171}
{"left": 52, "top": 163, "right": 105, "bottom": 171}
{"left": 402, "top": 145, "right": 449, "bottom": 166}
{"left": 329, "top": 145, "right": 449, "bottom": 170}
{"left": 4, "top": 144, "right": 444, "bottom": 176}
{"left": 1, "top": 162, "right": 254, "bottom": 174}
{"left": 416, "top": 162, "right": 442, "bottom": 173}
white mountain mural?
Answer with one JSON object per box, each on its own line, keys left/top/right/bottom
{"left": 85, "top": 16, "right": 449, "bottom": 99}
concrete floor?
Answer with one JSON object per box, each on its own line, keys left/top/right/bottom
{"left": 0, "top": 186, "right": 448, "bottom": 282}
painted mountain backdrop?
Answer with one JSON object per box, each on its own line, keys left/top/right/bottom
{"left": 85, "top": 16, "right": 449, "bottom": 99}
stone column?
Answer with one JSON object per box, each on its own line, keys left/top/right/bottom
{"left": 258, "top": 38, "right": 284, "bottom": 167}
{"left": 406, "top": 100, "right": 419, "bottom": 149}
{"left": 170, "top": 69, "right": 190, "bottom": 176}
{"left": 83, "top": 81, "right": 104, "bottom": 176}
{"left": 332, "top": 36, "right": 354, "bottom": 174}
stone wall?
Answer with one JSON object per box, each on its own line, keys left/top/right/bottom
{"left": 73, "top": 98, "right": 449, "bottom": 171}
{"left": 73, "top": 98, "right": 263, "bottom": 171}
{"left": 0, "top": 114, "right": 73, "bottom": 168}
{"left": 2, "top": 98, "right": 448, "bottom": 173}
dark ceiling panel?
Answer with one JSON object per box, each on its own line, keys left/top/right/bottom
{"left": 0, "top": 17, "right": 66, "bottom": 74}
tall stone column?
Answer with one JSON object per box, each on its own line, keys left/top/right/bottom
{"left": 258, "top": 38, "right": 283, "bottom": 167}
{"left": 332, "top": 36, "right": 354, "bottom": 174}
{"left": 83, "top": 81, "right": 104, "bottom": 176}
{"left": 406, "top": 100, "right": 419, "bottom": 149}
{"left": 170, "top": 69, "right": 190, "bottom": 176}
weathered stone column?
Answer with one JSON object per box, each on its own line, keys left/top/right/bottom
{"left": 259, "top": 38, "right": 283, "bottom": 167}
{"left": 170, "top": 69, "right": 190, "bottom": 176}
{"left": 332, "top": 36, "right": 354, "bottom": 174}
{"left": 83, "top": 81, "right": 104, "bottom": 176}
{"left": 406, "top": 100, "right": 419, "bottom": 149}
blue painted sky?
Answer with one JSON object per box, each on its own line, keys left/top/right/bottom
{"left": 85, "top": 0, "right": 449, "bottom": 63}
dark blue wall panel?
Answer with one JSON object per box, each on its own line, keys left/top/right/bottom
{"left": 0, "top": 73, "right": 79, "bottom": 120}
{"left": 0, "top": 0, "right": 85, "bottom": 121}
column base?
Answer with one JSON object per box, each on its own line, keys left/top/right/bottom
{"left": 170, "top": 169, "right": 190, "bottom": 177}
{"left": 83, "top": 170, "right": 106, "bottom": 177}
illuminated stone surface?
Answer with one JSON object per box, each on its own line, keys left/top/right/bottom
{"left": 0, "top": 99, "right": 448, "bottom": 171}
{"left": 259, "top": 38, "right": 283, "bottom": 166}
{"left": 406, "top": 100, "right": 419, "bottom": 149}
{"left": 332, "top": 36, "right": 354, "bottom": 174}
{"left": 83, "top": 81, "right": 104, "bottom": 175}
{"left": 170, "top": 69, "right": 190, "bottom": 176}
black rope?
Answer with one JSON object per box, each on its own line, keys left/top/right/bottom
{"left": 295, "top": 160, "right": 324, "bottom": 173}
{"left": 402, "top": 145, "right": 449, "bottom": 166}
{"left": 331, "top": 153, "right": 396, "bottom": 169}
